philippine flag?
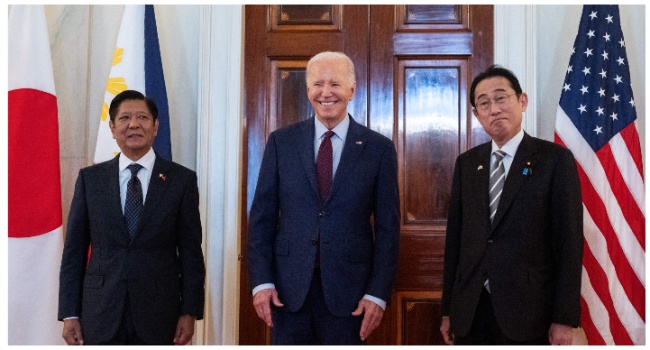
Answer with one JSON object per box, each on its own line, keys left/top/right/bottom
{"left": 8, "top": 5, "right": 65, "bottom": 345}
{"left": 94, "top": 4, "right": 171, "bottom": 163}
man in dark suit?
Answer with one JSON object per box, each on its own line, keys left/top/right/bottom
{"left": 58, "top": 90, "right": 205, "bottom": 345}
{"left": 248, "top": 51, "right": 400, "bottom": 345}
{"left": 440, "top": 65, "right": 584, "bottom": 345}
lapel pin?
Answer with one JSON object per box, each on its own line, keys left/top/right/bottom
{"left": 477, "top": 165, "right": 483, "bottom": 171}
{"left": 522, "top": 162, "right": 532, "bottom": 176}
{"left": 159, "top": 173, "right": 166, "bottom": 181}
{"left": 356, "top": 141, "right": 363, "bottom": 145}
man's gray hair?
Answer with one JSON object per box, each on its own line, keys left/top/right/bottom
{"left": 306, "top": 51, "right": 356, "bottom": 86}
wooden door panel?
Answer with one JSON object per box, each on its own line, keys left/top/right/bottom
{"left": 241, "top": 4, "right": 492, "bottom": 345}
{"left": 394, "top": 59, "right": 467, "bottom": 294}
{"left": 398, "top": 4, "right": 466, "bottom": 29}
{"left": 270, "top": 61, "right": 313, "bottom": 131}
{"left": 396, "top": 291, "right": 445, "bottom": 345}
{"left": 395, "top": 234, "right": 446, "bottom": 290}
{"left": 398, "top": 60, "right": 467, "bottom": 224}
{"left": 271, "top": 5, "right": 341, "bottom": 29}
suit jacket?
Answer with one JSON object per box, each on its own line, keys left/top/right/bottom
{"left": 58, "top": 154, "right": 205, "bottom": 345}
{"left": 248, "top": 116, "right": 400, "bottom": 317}
{"left": 441, "top": 133, "right": 583, "bottom": 341}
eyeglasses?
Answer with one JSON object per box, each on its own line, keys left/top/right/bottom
{"left": 475, "top": 93, "right": 518, "bottom": 112}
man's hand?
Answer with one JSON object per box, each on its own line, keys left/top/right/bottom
{"left": 351, "top": 298, "right": 384, "bottom": 341}
{"left": 253, "top": 288, "right": 284, "bottom": 327}
{"left": 173, "top": 315, "right": 196, "bottom": 345}
{"left": 440, "top": 316, "right": 454, "bottom": 345}
{"left": 62, "top": 318, "right": 84, "bottom": 345}
{"left": 548, "top": 323, "right": 573, "bottom": 345}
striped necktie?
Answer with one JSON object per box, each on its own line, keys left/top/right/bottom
{"left": 489, "top": 150, "right": 506, "bottom": 224}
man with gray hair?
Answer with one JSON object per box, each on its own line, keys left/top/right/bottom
{"left": 248, "top": 51, "right": 400, "bottom": 344}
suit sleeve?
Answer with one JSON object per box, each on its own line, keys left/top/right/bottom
{"left": 367, "top": 140, "right": 400, "bottom": 302}
{"left": 550, "top": 147, "right": 583, "bottom": 327}
{"left": 441, "top": 157, "right": 463, "bottom": 316}
{"left": 248, "top": 132, "right": 280, "bottom": 290}
{"left": 177, "top": 171, "right": 206, "bottom": 319}
{"left": 58, "top": 169, "right": 91, "bottom": 320}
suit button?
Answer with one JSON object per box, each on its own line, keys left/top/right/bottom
{"left": 481, "top": 269, "right": 487, "bottom": 276}
{"left": 487, "top": 239, "right": 493, "bottom": 245}
{"left": 319, "top": 211, "right": 325, "bottom": 217}
{"left": 311, "top": 239, "right": 317, "bottom": 245}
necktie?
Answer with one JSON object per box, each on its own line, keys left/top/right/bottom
{"left": 485, "top": 150, "right": 506, "bottom": 293}
{"left": 125, "top": 163, "right": 144, "bottom": 239}
{"left": 316, "top": 130, "right": 335, "bottom": 203}
{"left": 489, "top": 150, "right": 506, "bottom": 224}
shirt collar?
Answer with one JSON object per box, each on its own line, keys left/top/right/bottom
{"left": 119, "top": 147, "right": 156, "bottom": 172}
{"left": 314, "top": 114, "right": 350, "bottom": 142}
{"left": 491, "top": 129, "right": 525, "bottom": 157}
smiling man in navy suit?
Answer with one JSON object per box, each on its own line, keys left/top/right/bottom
{"left": 248, "top": 51, "right": 400, "bottom": 345}
{"left": 440, "top": 65, "right": 583, "bottom": 345}
{"left": 58, "top": 90, "right": 205, "bottom": 345}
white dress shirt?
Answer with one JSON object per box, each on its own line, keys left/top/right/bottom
{"left": 118, "top": 148, "right": 156, "bottom": 213}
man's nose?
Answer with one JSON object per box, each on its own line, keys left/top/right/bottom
{"left": 488, "top": 101, "right": 502, "bottom": 114}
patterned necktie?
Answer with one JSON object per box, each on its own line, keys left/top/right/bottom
{"left": 489, "top": 150, "right": 506, "bottom": 224}
{"left": 125, "top": 163, "right": 144, "bottom": 239}
{"left": 316, "top": 130, "right": 335, "bottom": 203}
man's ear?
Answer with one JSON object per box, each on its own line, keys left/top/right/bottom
{"left": 109, "top": 120, "right": 116, "bottom": 139}
{"left": 519, "top": 92, "right": 529, "bottom": 112}
{"left": 153, "top": 117, "right": 159, "bottom": 136}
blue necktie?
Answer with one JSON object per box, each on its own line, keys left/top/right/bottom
{"left": 125, "top": 163, "right": 143, "bottom": 239}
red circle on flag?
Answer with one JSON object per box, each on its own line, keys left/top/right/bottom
{"left": 9, "top": 88, "right": 62, "bottom": 237}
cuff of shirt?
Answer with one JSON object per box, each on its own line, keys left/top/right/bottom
{"left": 363, "top": 294, "right": 386, "bottom": 310}
{"left": 63, "top": 316, "right": 79, "bottom": 320}
{"left": 252, "top": 283, "right": 276, "bottom": 296}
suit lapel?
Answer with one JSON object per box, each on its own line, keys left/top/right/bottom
{"left": 101, "top": 156, "right": 130, "bottom": 241}
{"left": 298, "top": 118, "right": 320, "bottom": 199}
{"left": 137, "top": 156, "right": 172, "bottom": 239}
{"left": 326, "top": 117, "right": 366, "bottom": 204}
{"left": 472, "top": 144, "right": 492, "bottom": 229}
{"left": 491, "top": 133, "right": 536, "bottom": 232}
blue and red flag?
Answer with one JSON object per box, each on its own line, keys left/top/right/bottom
{"left": 554, "top": 5, "right": 645, "bottom": 345}
{"left": 94, "top": 4, "right": 171, "bottom": 163}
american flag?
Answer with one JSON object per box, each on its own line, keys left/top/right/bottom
{"left": 554, "top": 5, "right": 645, "bottom": 345}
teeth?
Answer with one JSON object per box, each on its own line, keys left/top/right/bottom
{"left": 321, "top": 102, "right": 335, "bottom": 106}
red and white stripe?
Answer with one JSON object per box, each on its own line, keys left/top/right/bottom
{"left": 555, "top": 106, "right": 645, "bottom": 345}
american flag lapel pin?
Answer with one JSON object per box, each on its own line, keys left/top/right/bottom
{"left": 159, "top": 173, "right": 166, "bottom": 181}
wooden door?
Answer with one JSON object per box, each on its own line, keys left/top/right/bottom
{"left": 240, "top": 5, "right": 493, "bottom": 345}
